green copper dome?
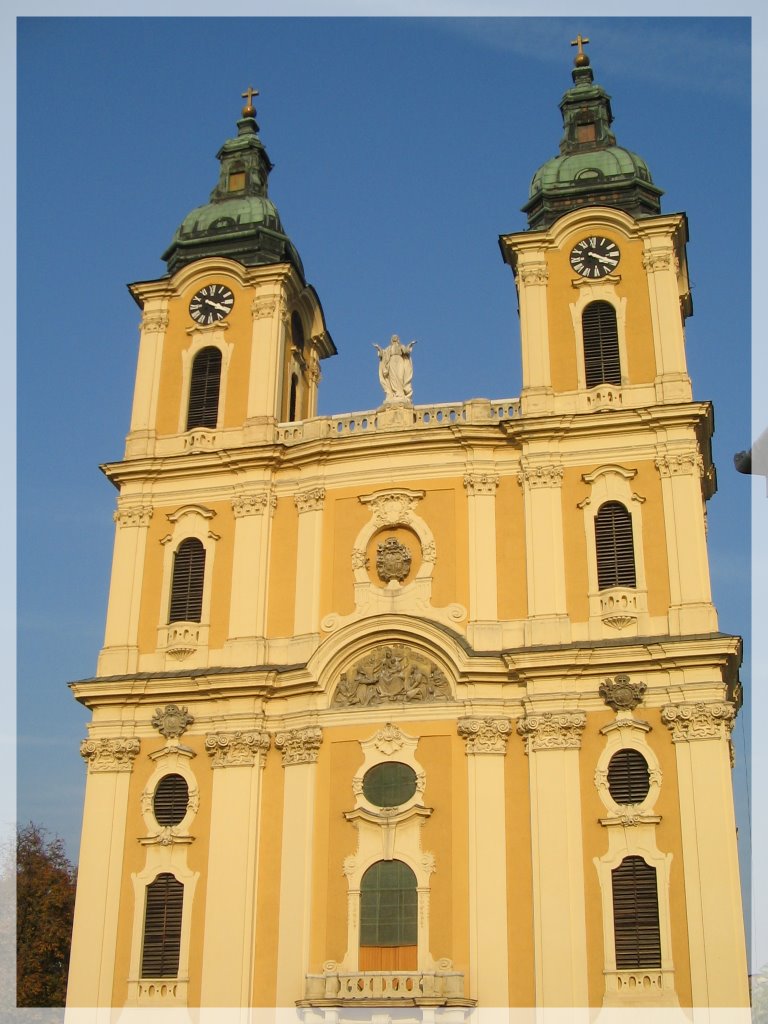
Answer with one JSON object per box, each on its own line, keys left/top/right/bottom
{"left": 163, "top": 93, "right": 304, "bottom": 277}
{"left": 523, "top": 45, "right": 663, "bottom": 230}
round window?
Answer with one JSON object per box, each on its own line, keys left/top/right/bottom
{"left": 153, "top": 773, "right": 190, "bottom": 826}
{"left": 362, "top": 762, "right": 417, "bottom": 807}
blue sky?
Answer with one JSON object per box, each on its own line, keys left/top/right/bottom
{"left": 14, "top": 13, "right": 759, "bottom": 968}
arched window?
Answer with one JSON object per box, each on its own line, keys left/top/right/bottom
{"left": 291, "top": 311, "right": 305, "bottom": 354}
{"left": 359, "top": 859, "right": 417, "bottom": 971}
{"left": 186, "top": 347, "right": 222, "bottom": 430}
{"left": 612, "top": 856, "right": 661, "bottom": 969}
{"left": 289, "top": 373, "right": 299, "bottom": 422}
{"left": 141, "top": 873, "right": 184, "bottom": 978}
{"left": 583, "top": 300, "right": 621, "bottom": 388}
{"left": 168, "top": 538, "right": 205, "bottom": 623}
{"left": 607, "top": 749, "right": 650, "bottom": 805}
{"left": 595, "top": 501, "right": 636, "bottom": 590}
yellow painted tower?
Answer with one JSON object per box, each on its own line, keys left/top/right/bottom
{"left": 66, "top": 50, "right": 749, "bottom": 1017}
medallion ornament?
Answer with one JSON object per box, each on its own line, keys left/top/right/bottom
{"left": 599, "top": 674, "right": 646, "bottom": 712}
{"left": 332, "top": 646, "right": 451, "bottom": 708}
{"left": 376, "top": 537, "right": 413, "bottom": 583}
{"left": 151, "top": 704, "right": 194, "bottom": 739}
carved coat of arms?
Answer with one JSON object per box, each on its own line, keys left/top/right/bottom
{"left": 376, "top": 537, "right": 412, "bottom": 583}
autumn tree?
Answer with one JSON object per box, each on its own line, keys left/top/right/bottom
{"left": 16, "top": 822, "right": 77, "bottom": 1007}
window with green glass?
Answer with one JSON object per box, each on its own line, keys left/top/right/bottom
{"left": 362, "top": 762, "right": 417, "bottom": 807}
{"left": 360, "top": 860, "right": 417, "bottom": 947}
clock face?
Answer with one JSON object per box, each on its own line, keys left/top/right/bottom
{"left": 569, "top": 236, "right": 621, "bottom": 278}
{"left": 189, "top": 284, "right": 235, "bottom": 325}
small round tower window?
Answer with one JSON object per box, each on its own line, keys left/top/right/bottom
{"left": 362, "top": 762, "right": 417, "bottom": 807}
{"left": 153, "top": 773, "right": 190, "bottom": 826}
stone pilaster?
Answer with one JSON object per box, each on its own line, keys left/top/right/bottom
{"left": 518, "top": 708, "right": 588, "bottom": 1006}
{"left": 225, "top": 489, "right": 276, "bottom": 662}
{"left": 463, "top": 472, "right": 500, "bottom": 646}
{"left": 458, "top": 716, "right": 511, "bottom": 1005}
{"left": 293, "top": 490, "right": 326, "bottom": 637}
{"left": 200, "top": 728, "right": 271, "bottom": 1005}
{"left": 99, "top": 504, "right": 154, "bottom": 676}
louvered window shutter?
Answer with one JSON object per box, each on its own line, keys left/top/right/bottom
{"left": 153, "top": 774, "right": 190, "bottom": 826}
{"left": 608, "top": 749, "right": 650, "bottom": 804}
{"left": 612, "top": 856, "right": 661, "bottom": 969}
{"left": 595, "top": 502, "right": 636, "bottom": 589}
{"left": 186, "top": 347, "right": 222, "bottom": 430}
{"left": 168, "top": 538, "right": 205, "bottom": 623}
{"left": 141, "top": 873, "right": 184, "bottom": 978}
{"left": 583, "top": 301, "right": 621, "bottom": 388}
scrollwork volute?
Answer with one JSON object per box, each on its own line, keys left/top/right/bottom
{"left": 205, "top": 730, "right": 270, "bottom": 768}
{"left": 457, "top": 717, "right": 512, "bottom": 755}
{"left": 332, "top": 646, "right": 452, "bottom": 708}
{"left": 275, "top": 726, "right": 323, "bottom": 766}
{"left": 517, "top": 711, "right": 586, "bottom": 753}
{"left": 661, "top": 702, "right": 736, "bottom": 742}
{"left": 80, "top": 737, "right": 140, "bottom": 773}
{"left": 114, "top": 505, "right": 153, "bottom": 528}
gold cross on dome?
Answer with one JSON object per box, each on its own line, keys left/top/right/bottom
{"left": 241, "top": 85, "right": 259, "bottom": 108}
{"left": 570, "top": 34, "right": 590, "bottom": 58}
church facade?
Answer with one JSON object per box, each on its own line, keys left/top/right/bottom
{"left": 66, "top": 48, "right": 749, "bottom": 1015}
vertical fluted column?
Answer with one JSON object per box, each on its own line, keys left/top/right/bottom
{"left": 293, "top": 488, "right": 326, "bottom": 637}
{"left": 457, "top": 716, "right": 512, "bottom": 1005}
{"left": 200, "top": 729, "right": 271, "bottom": 1006}
{"left": 661, "top": 701, "right": 749, "bottom": 1007}
{"left": 274, "top": 727, "right": 323, "bottom": 1006}
{"left": 463, "top": 472, "right": 500, "bottom": 648}
{"left": 225, "top": 490, "right": 276, "bottom": 661}
{"left": 517, "top": 462, "right": 569, "bottom": 645}
{"left": 99, "top": 504, "right": 153, "bottom": 676}
{"left": 655, "top": 451, "right": 717, "bottom": 635}
{"left": 517, "top": 710, "right": 588, "bottom": 1007}
{"left": 67, "top": 738, "right": 140, "bottom": 1008}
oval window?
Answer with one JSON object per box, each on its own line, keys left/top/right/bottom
{"left": 153, "top": 773, "right": 190, "bottom": 826}
{"left": 362, "top": 762, "right": 417, "bottom": 807}
{"left": 607, "top": 749, "right": 650, "bottom": 804}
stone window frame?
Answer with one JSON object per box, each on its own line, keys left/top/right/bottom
{"left": 178, "top": 331, "right": 234, "bottom": 436}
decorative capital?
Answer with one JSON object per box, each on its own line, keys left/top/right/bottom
{"left": 518, "top": 262, "right": 549, "bottom": 285}
{"left": 294, "top": 487, "right": 326, "bottom": 514}
{"left": 517, "top": 711, "right": 586, "bottom": 752}
{"left": 140, "top": 311, "right": 169, "bottom": 333}
{"left": 275, "top": 726, "right": 323, "bottom": 765}
{"left": 80, "top": 737, "right": 140, "bottom": 772}
{"left": 463, "top": 472, "right": 500, "bottom": 496}
{"left": 252, "top": 296, "right": 278, "bottom": 320}
{"left": 151, "top": 704, "right": 194, "bottom": 739}
{"left": 205, "top": 730, "right": 270, "bottom": 767}
{"left": 516, "top": 464, "right": 564, "bottom": 489}
{"left": 113, "top": 504, "right": 153, "bottom": 528}
{"left": 655, "top": 452, "right": 704, "bottom": 478}
{"left": 600, "top": 674, "right": 646, "bottom": 713}
{"left": 642, "top": 249, "right": 678, "bottom": 274}
{"left": 457, "top": 716, "right": 512, "bottom": 754}
{"left": 661, "top": 701, "right": 736, "bottom": 742}
{"left": 232, "top": 491, "right": 276, "bottom": 517}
